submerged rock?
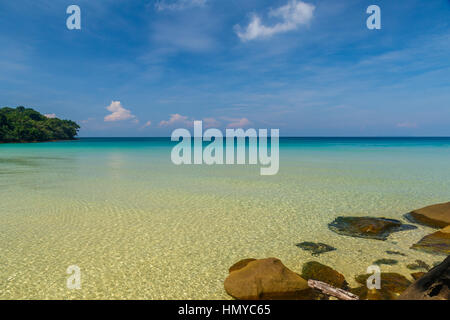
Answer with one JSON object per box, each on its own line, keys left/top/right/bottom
{"left": 350, "top": 286, "right": 395, "bottom": 300}
{"left": 411, "top": 272, "right": 426, "bottom": 281}
{"left": 328, "top": 216, "right": 417, "bottom": 241}
{"left": 355, "top": 272, "right": 411, "bottom": 293}
{"left": 373, "top": 258, "right": 398, "bottom": 266}
{"left": 385, "top": 250, "right": 407, "bottom": 256}
{"left": 351, "top": 273, "right": 412, "bottom": 300}
{"left": 411, "top": 225, "right": 450, "bottom": 256}
{"left": 224, "top": 258, "right": 316, "bottom": 300}
{"left": 398, "top": 256, "right": 450, "bottom": 300}
{"left": 301, "top": 261, "right": 348, "bottom": 290}
{"left": 406, "top": 260, "right": 431, "bottom": 271}
{"left": 405, "top": 202, "right": 450, "bottom": 228}
{"left": 295, "top": 242, "right": 336, "bottom": 256}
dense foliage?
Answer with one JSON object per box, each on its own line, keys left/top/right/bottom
{"left": 0, "top": 106, "right": 79, "bottom": 143}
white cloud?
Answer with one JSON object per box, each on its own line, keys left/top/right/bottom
{"left": 202, "top": 117, "right": 220, "bottom": 128}
{"left": 143, "top": 120, "right": 152, "bottom": 128}
{"left": 235, "top": 0, "right": 315, "bottom": 41}
{"left": 44, "top": 113, "right": 56, "bottom": 119}
{"left": 104, "top": 101, "right": 137, "bottom": 122}
{"left": 155, "top": 0, "right": 206, "bottom": 11}
{"left": 159, "top": 113, "right": 192, "bottom": 127}
{"left": 225, "top": 117, "right": 251, "bottom": 128}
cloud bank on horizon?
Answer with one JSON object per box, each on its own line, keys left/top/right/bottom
{"left": 0, "top": 0, "right": 449, "bottom": 137}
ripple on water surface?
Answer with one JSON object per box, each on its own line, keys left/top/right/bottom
{"left": 1, "top": 139, "right": 450, "bottom": 299}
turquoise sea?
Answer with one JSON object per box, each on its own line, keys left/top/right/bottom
{"left": 1, "top": 137, "right": 450, "bottom": 299}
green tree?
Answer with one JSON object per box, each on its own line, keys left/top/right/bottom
{"left": 0, "top": 106, "right": 80, "bottom": 143}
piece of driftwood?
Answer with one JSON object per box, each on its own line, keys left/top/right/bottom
{"left": 308, "top": 279, "right": 359, "bottom": 300}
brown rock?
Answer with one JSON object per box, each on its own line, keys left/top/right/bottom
{"left": 224, "top": 258, "right": 316, "bottom": 300}
{"left": 411, "top": 225, "right": 450, "bottom": 256}
{"left": 350, "top": 286, "right": 396, "bottom": 300}
{"left": 352, "top": 273, "right": 412, "bottom": 300}
{"left": 406, "top": 202, "right": 450, "bottom": 228}
{"left": 301, "top": 261, "right": 348, "bottom": 289}
{"left": 328, "top": 216, "right": 416, "bottom": 241}
{"left": 411, "top": 272, "right": 426, "bottom": 281}
{"left": 229, "top": 259, "right": 256, "bottom": 273}
{"left": 398, "top": 256, "right": 450, "bottom": 300}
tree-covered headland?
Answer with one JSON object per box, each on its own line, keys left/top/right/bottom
{"left": 0, "top": 106, "right": 80, "bottom": 143}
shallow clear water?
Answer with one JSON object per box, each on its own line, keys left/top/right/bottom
{"left": 1, "top": 138, "right": 449, "bottom": 299}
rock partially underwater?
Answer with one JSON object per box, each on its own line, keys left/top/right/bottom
{"left": 405, "top": 202, "right": 450, "bottom": 229}
{"left": 411, "top": 272, "right": 426, "bottom": 281}
{"left": 411, "top": 225, "right": 450, "bottom": 256}
{"left": 328, "top": 216, "right": 416, "bottom": 240}
{"left": 301, "top": 261, "right": 348, "bottom": 289}
{"left": 224, "top": 258, "right": 316, "bottom": 300}
{"left": 399, "top": 256, "right": 450, "bottom": 300}
{"left": 351, "top": 273, "right": 412, "bottom": 300}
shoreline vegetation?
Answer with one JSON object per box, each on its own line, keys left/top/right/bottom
{"left": 224, "top": 202, "right": 450, "bottom": 300}
{"left": 0, "top": 106, "right": 79, "bottom": 143}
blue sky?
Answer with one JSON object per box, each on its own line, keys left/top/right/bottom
{"left": 0, "top": 0, "right": 449, "bottom": 136}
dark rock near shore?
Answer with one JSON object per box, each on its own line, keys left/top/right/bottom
{"left": 328, "top": 216, "right": 417, "bottom": 241}
{"left": 405, "top": 202, "right": 450, "bottom": 228}
{"left": 411, "top": 225, "right": 450, "bottom": 256}
{"left": 295, "top": 242, "right": 336, "bottom": 256}
{"left": 398, "top": 256, "right": 450, "bottom": 300}
{"left": 301, "top": 261, "right": 348, "bottom": 289}
{"left": 224, "top": 258, "right": 317, "bottom": 300}
{"left": 351, "top": 273, "right": 412, "bottom": 300}
{"left": 406, "top": 260, "right": 431, "bottom": 271}
{"left": 373, "top": 258, "right": 398, "bottom": 266}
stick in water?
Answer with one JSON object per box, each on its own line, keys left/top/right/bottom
{"left": 308, "top": 279, "right": 359, "bottom": 300}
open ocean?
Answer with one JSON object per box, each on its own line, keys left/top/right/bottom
{"left": 1, "top": 137, "right": 450, "bottom": 299}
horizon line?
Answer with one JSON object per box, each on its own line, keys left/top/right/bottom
{"left": 75, "top": 136, "right": 450, "bottom": 138}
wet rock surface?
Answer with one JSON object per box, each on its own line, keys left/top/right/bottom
{"left": 399, "top": 256, "right": 450, "bottom": 300}
{"left": 228, "top": 258, "right": 256, "bottom": 273}
{"left": 351, "top": 273, "right": 412, "bottom": 300}
{"left": 405, "top": 202, "right": 450, "bottom": 228}
{"left": 295, "top": 242, "right": 336, "bottom": 256}
{"left": 224, "top": 258, "right": 316, "bottom": 300}
{"left": 224, "top": 202, "right": 450, "bottom": 300}
{"left": 301, "top": 261, "right": 348, "bottom": 289}
{"left": 411, "top": 225, "right": 450, "bottom": 256}
{"left": 328, "top": 216, "right": 417, "bottom": 240}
